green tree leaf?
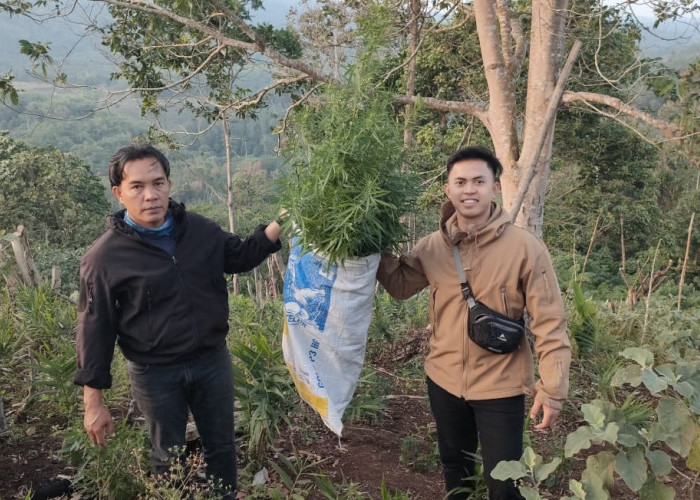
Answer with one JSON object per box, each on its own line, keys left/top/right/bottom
{"left": 565, "top": 426, "right": 596, "bottom": 458}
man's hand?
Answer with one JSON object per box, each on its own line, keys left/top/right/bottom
{"left": 529, "top": 399, "right": 560, "bottom": 430}
{"left": 83, "top": 386, "right": 114, "bottom": 447}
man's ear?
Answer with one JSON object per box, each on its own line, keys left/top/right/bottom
{"left": 493, "top": 181, "right": 502, "bottom": 195}
{"left": 111, "top": 185, "right": 123, "bottom": 204}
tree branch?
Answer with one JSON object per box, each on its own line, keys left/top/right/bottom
{"left": 561, "top": 91, "right": 681, "bottom": 139}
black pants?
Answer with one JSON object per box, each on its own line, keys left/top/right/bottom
{"left": 427, "top": 377, "right": 525, "bottom": 500}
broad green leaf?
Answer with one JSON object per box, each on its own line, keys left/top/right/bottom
{"left": 615, "top": 449, "right": 647, "bottom": 491}
{"left": 639, "top": 477, "right": 675, "bottom": 500}
{"left": 646, "top": 449, "right": 673, "bottom": 476}
{"left": 648, "top": 398, "right": 695, "bottom": 456}
{"left": 671, "top": 381, "right": 695, "bottom": 398}
{"left": 568, "top": 479, "right": 586, "bottom": 499}
{"left": 596, "top": 422, "right": 620, "bottom": 445}
{"left": 642, "top": 369, "right": 668, "bottom": 394}
{"left": 565, "top": 426, "right": 596, "bottom": 457}
{"left": 519, "top": 486, "right": 542, "bottom": 500}
{"left": 620, "top": 347, "right": 654, "bottom": 368}
{"left": 581, "top": 465, "right": 612, "bottom": 500}
{"left": 532, "top": 457, "right": 561, "bottom": 484}
{"left": 522, "top": 446, "right": 541, "bottom": 469}
{"left": 611, "top": 364, "right": 643, "bottom": 387}
{"left": 586, "top": 451, "right": 616, "bottom": 487}
{"left": 490, "top": 460, "right": 528, "bottom": 481}
{"left": 687, "top": 429, "right": 700, "bottom": 472}
{"left": 582, "top": 403, "right": 606, "bottom": 429}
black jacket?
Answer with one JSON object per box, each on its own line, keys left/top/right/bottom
{"left": 74, "top": 201, "right": 281, "bottom": 389}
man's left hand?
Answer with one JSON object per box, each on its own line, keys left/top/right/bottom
{"left": 529, "top": 400, "right": 560, "bottom": 429}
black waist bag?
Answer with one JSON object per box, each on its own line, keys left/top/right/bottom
{"left": 452, "top": 245, "right": 525, "bottom": 354}
{"left": 467, "top": 299, "right": 525, "bottom": 354}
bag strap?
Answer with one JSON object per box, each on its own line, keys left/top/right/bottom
{"left": 451, "top": 245, "right": 476, "bottom": 308}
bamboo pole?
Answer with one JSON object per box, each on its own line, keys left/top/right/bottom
{"left": 677, "top": 212, "right": 695, "bottom": 311}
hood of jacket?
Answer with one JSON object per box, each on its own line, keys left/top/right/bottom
{"left": 438, "top": 201, "right": 512, "bottom": 248}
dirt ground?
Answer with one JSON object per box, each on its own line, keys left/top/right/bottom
{"left": 1, "top": 332, "right": 698, "bottom": 499}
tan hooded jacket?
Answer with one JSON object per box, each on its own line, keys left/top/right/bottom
{"left": 377, "top": 202, "right": 571, "bottom": 409}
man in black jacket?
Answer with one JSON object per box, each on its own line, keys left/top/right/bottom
{"left": 74, "top": 143, "right": 283, "bottom": 497}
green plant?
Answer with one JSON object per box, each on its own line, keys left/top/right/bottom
{"left": 494, "top": 343, "right": 700, "bottom": 499}
{"left": 569, "top": 283, "right": 598, "bottom": 354}
{"left": 142, "top": 447, "right": 232, "bottom": 500}
{"left": 342, "top": 366, "right": 390, "bottom": 425}
{"left": 281, "top": 19, "right": 416, "bottom": 265}
{"left": 61, "top": 420, "right": 149, "bottom": 499}
{"left": 32, "top": 340, "right": 79, "bottom": 414}
{"left": 399, "top": 426, "right": 439, "bottom": 473}
{"left": 379, "top": 475, "right": 417, "bottom": 499}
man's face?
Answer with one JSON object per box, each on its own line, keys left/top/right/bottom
{"left": 444, "top": 158, "right": 500, "bottom": 228}
{"left": 112, "top": 157, "right": 171, "bottom": 229}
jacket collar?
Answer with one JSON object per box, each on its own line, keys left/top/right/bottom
{"left": 108, "top": 199, "right": 187, "bottom": 237}
{"left": 439, "top": 201, "right": 512, "bottom": 247}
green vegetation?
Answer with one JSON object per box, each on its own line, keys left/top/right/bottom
{"left": 1, "top": 1, "right": 699, "bottom": 497}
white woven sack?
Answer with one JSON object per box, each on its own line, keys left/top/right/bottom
{"left": 282, "top": 240, "right": 379, "bottom": 436}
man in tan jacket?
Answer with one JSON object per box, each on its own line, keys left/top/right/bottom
{"left": 377, "top": 146, "right": 571, "bottom": 500}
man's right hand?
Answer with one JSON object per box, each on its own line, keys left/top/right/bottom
{"left": 83, "top": 386, "right": 114, "bottom": 447}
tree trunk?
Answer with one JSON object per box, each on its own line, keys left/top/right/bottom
{"left": 474, "top": 0, "right": 570, "bottom": 236}
{"left": 223, "top": 116, "right": 240, "bottom": 295}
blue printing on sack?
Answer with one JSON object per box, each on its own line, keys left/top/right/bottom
{"left": 283, "top": 240, "right": 338, "bottom": 334}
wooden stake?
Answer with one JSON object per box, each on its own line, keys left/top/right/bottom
{"left": 10, "top": 225, "right": 41, "bottom": 287}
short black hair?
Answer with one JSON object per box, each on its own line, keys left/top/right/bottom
{"left": 446, "top": 146, "right": 503, "bottom": 180}
{"left": 108, "top": 143, "right": 171, "bottom": 187}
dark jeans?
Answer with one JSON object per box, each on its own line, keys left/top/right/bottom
{"left": 128, "top": 346, "right": 236, "bottom": 497}
{"left": 427, "top": 377, "right": 524, "bottom": 500}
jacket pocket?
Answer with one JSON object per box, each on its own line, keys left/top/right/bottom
{"left": 500, "top": 286, "right": 511, "bottom": 317}
{"left": 429, "top": 285, "right": 439, "bottom": 337}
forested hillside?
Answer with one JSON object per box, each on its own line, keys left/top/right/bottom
{"left": 1, "top": 0, "right": 699, "bottom": 498}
